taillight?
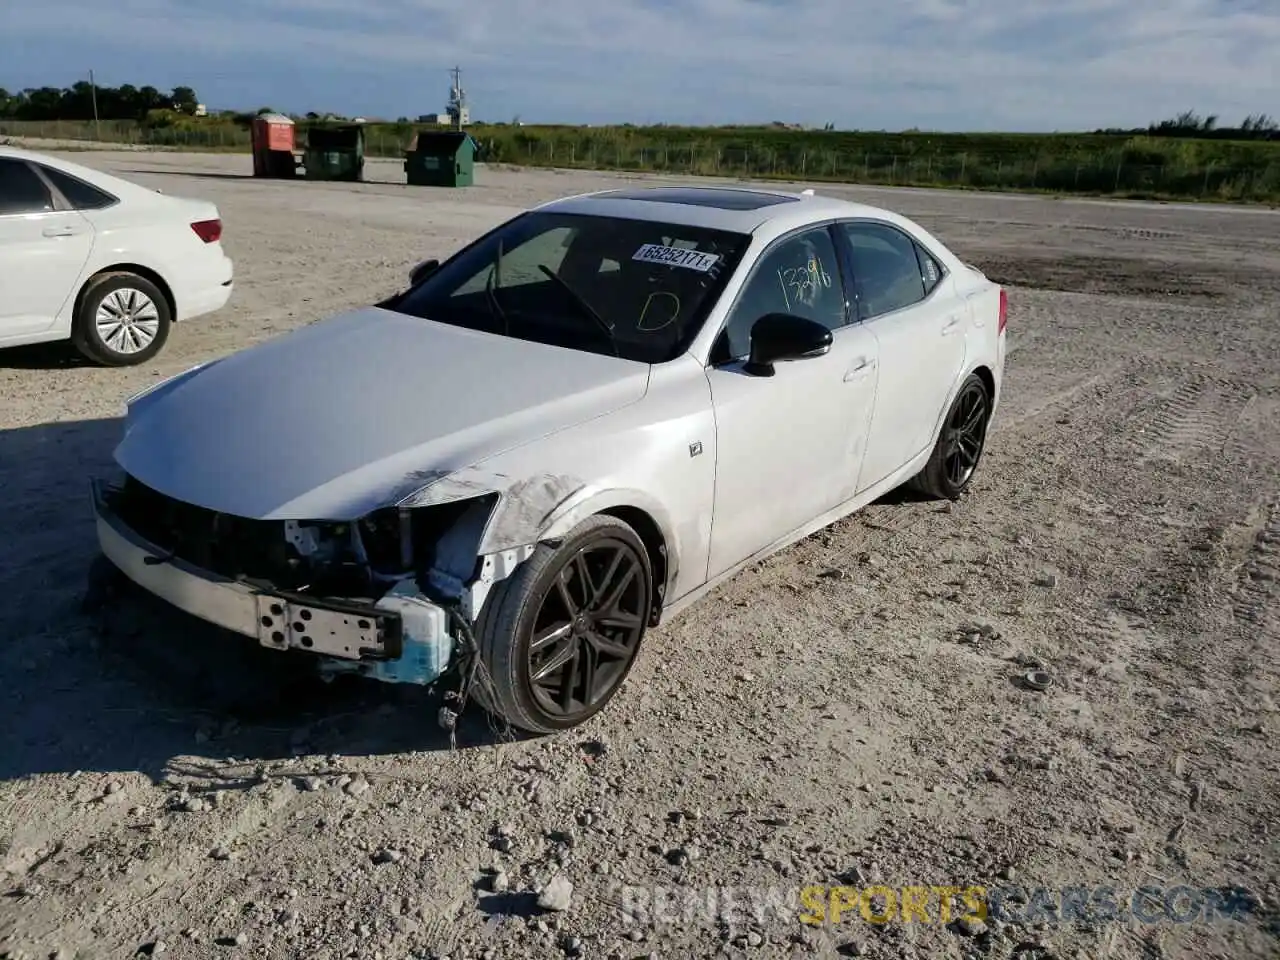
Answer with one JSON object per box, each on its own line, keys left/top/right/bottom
{"left": 997, "top": 287, "right": 1008, "bottom": 334}
{"left": 191, "top": 219, "right": 222, "bottom": 243}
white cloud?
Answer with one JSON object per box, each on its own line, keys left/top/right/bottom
{"left": 4, "top": 0, "right": 1277, "bottom": 129}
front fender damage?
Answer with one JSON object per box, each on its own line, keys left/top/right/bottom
{"left": 398, "top": 468, "right": 589, "bottom": 555}
{"left": 322, "top": 470, "right": 586, "bottom": 691}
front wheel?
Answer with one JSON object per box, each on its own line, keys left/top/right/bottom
{"left": 911, "top": 373, "right": 992, "bottom": 500}
{"left": 471, "top": 515, "right": 653, "bottom": 734}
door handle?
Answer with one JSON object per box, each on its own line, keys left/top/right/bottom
{"left": 42, "top": 225, "right": 81, "bottom": 238}
{"left": 941, "top": 316, "right": 962, "bottom": 335}
{"left": 843, "top": 357, "right": 876, "bottom": 382}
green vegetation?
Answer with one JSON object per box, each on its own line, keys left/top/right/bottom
{"left": 466, "top": 124, "right": 1280, "bottom": 202}
{"left": 0, "top": 82, "right": 199, "bottom": 121}
{"left": 2, "top": 81, "right": 1278, "bottom": 203}
{"left": 1112, "top": 109, "right": 1278, "bottom": 141}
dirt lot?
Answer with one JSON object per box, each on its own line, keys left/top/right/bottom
{"left": 1, "top": 149, "right": 1278, "bottom": 960}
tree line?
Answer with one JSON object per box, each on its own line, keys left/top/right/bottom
{"left": 0, "top": 82, "right": 200, "bottom": 122}
{"left": 1097, "top": 110, "right": 1278, "bottom": 141}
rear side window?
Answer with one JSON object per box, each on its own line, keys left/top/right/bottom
{"left": 0, "top": 158, "right": 55, "bottom": 215}
{"left": 38, "top": 164, "right": 117, "bottom": 210}
{"left": 839, "top": 221, "right": 927, "bottom": 320}
{"left": 915, "top": 243, "right": 943, "bottom": 295}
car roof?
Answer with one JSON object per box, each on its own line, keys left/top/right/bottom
{"left": 533, "top": 184, "right": 901, "bottom": 235}
{"left": 0, "top": 144, "right": 162, "bottom": 203}
{"left": 1, "top": 144, "right": 107, "bottom": 181}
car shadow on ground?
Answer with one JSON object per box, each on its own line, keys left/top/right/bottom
{"left": 872, "top": 484, "right": 936, "bottom": 506}
{"left": 0, "top": 416, "right": 520, "bottom": 787}
{"left": 118, "top": 168, "right": 411, "bottom": 188}
{"left": 117, "top": 168, "right": 256, "bottom": 182}
{"left": 0, "top": 342, "right": 93, "bottom": 370}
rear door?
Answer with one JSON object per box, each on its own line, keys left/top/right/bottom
{"left": 0, "top": 157, "right": 95, "bottom": 340}
{"left": 834, "top": 219, "right": 968, "bottom": 493}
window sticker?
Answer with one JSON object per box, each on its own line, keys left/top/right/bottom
{"left": 633, "top": 243, "right": 720, "bottom": 272}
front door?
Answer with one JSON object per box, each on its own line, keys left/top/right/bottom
{"left": 0, "top": 157, "right": 94, "bottom": 341}
{"left": 704, "top": 224, "right": 879, "bottom": 580}
{"left": 835, "top": 220, "right": 968, "bottom": 492}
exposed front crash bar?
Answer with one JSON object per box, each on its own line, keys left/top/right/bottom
{"left": 90, "top": 479, "right": 413, "bottom": 665}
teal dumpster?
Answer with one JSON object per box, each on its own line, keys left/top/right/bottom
{"left": 303, "top": 124, "right": 365, "bottom": 182}
{"left": 404, "top": 131, "right": 476, "bottom": 187}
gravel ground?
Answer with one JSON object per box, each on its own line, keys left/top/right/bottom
{"left": 1, "top": 148, "right": 1278, "bottom": 960}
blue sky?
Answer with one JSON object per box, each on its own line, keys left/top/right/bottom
{"left": 4, "top": 0, "right": 1277, "bottom": 130}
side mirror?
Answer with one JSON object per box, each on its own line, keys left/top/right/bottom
{"left": 408, "top": 258, "right": 440, "bottom": 287}
{"left": 743, "top": 313, "right": 833, "bottom": 376}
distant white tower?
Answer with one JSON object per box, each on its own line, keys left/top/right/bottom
{"left": 447, "top": 67, "right": 469, "bottom": 129}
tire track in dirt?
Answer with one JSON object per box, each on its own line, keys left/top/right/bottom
{"left": 1132, "top": 373, "right": 1257, "bottom": 464}
{"left": 1053, "top": 222, "right": 1185, "bottom": 242}
{"left": 1078, "top": 364, "right": 1269, "bottom": 632}
{"left": 1221, "top": 393, "right": 1280, "bottom": 468}
{"left": 999, "top": 362, "right": 1130, "bottom": 432}
{"left": 1234, "top": 500, "right": 1280, "bottom": 646}
{"left": 993, "top": 357, "right": 1248, "bottom": 649}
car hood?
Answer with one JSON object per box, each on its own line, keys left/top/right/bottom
{"left": 114, "top": 307, "right": 650, "bottom": 520}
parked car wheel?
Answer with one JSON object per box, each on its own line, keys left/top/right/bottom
{"left": 910, "top": 373, "right": 992, "bottom": 500}
{"left": 472, "top": 514, "right": 653, "bottom": 734}
{"left": 72, "top": 271, "right": 171, "bottom": 366}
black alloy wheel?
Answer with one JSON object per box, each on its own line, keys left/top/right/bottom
{"left": 473, "top": 514, "right": 654, "bottom": 734}
{"left": 942, "top": 378, "right": 990, "bottom": 489}
{"left": 911, "top": 373, "right": 992, "bottom": 500}
{"left": 525, "top": 536, "right": 648, "bottom": 720}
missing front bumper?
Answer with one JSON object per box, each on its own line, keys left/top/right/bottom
{"left": 90, "top": 479, "right": 454, "bottom": 684}
{"left": 254, "top": 594, "right": 395, "bottom": 660}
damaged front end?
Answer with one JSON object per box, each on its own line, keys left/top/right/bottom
{"left": 90, "top": 474, "right": 533, "bottom": 689}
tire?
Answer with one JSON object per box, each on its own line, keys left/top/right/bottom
{"left": 471, "top": 514, "right": 653, "bottom": 735}
{"left": 910, "top": 373, "right": 992, "bottom": 501}
{"left": 72, "top": 271, "right": 171, "bottom": 367}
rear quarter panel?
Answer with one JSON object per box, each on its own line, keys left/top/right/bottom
{"left": 75, "top": 197, "right": 231, "bottom": 322}
{"left": 958, "top": 266, "right": 1005, "bottom": 414}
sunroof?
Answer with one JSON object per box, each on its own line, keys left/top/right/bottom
{"left": 601, "top": 187, "right": 800, "bottom": 210}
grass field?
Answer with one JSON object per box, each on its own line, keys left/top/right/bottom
{"left": 4, "top": 117, "right": 1279, "bottom": 202}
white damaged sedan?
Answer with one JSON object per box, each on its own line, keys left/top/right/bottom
{"left": 90, "top": 185, "right": 1007, "bottom": 733}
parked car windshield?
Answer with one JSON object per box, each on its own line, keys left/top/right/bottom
{"left": 388, "top": 211, "right": 750, "bottom": 363}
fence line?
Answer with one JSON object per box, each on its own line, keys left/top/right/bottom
{"left": 3, "top": 120, "right": 1276, "bottom": 202}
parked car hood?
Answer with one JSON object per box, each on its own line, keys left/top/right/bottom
{"left": 114, "top": 307, "right": 651, "bottom": 520}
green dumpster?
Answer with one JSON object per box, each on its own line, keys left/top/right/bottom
{"left": 404, "top": 131, "right": 476, "bottom": 187}
{"left": 303, "top": 124, "right": 365, "bottom": 182}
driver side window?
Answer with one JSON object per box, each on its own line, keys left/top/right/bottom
{"left": 715, "top": 226, "right": 846, "bottom": 361}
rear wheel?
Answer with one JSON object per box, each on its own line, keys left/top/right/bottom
{"left": 472, "top": 515, "right": 652, "bottom": 734}
{"left": 72, "top": 272, "right": 171, "bottom": 366}
{"left": 911, "top": 373, "right": 991, "bottom": 500}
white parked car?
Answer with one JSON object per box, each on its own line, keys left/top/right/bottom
{"left": 0, "top": 146, "right": 233, "bottom": 365}
{"left": 89, "top": 185, "right": 1006, "bottom": 733}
